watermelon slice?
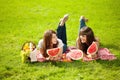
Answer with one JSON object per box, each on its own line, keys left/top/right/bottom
{"left": 47, "top": 48, "right": 60, "bottom": 57}
{"left": 87, "top": 42, "right": 98, "bottom": 55}
{"left": 68, "top": 49, "right": 83, "bottom": 60}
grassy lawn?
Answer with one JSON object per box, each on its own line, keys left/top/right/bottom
{"left": 0, "top": 0, "right": 120, "bottom": 80}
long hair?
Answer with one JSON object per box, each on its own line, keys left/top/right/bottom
{"left": 42, "top": 30, "right": 58, "bottom": 57}
{"left": 77, "top": 27, "right": 96, "bottom": 54}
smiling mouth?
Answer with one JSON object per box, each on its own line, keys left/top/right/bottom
{"left": 81, "top": 40, "right": 85, "bottom": 42}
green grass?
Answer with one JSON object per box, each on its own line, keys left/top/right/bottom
{"left": 0, "top": 0, "right": 120, "bottom": 80}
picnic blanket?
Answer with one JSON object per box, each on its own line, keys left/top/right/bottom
{"left": 30, "top": 46, "right": 117, "bottom": 62}
{"left": 65, "top": 46, "right": 117, "bottom": 61}
{"left": 81, "top": 48, "right": 116, "bottom": 61}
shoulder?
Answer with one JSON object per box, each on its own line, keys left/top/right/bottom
{"left": 57, "top": 39, "right": 62, "bottom": 42}
{"left": 37, "top": 39, "right": 43, "bottom": 49}
{"left": 57, "top": 39, "right": 64, "bottom": 47}
{"left": 57, "top": 39, "right": 63, "bottom": 45}
{"left": 38, "top": 39, "right": 43, "bottom": 43}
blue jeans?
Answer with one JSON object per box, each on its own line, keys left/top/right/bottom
{"left": 63, "top": 44, "right": 67, "bottom": 53}
{"left": 57, "top": 24, "right": 67, "bottom": 53}
{"left": 79, "top": 19, "right": 86, "bottom": 34}
{"left": 80, "top": 19, "right": 86, "bottom": 29}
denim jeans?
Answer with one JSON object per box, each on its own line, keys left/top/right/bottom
{"left": 79, "top": 19, "right": 86, "bottom": 34}
{"left": 56, "top": 24, "right": 67, "bottom": 53}
{"left": 80, "top": 19, "right": 86, "bottom": 29}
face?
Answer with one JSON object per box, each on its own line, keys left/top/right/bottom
{"left": 51, "top": 33, "right": 57, "bottom": 44}
{"left": 80, "top": 35, "right": 87, "bottom": 43}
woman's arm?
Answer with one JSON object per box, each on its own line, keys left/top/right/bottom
{"left": 58, "top": 47, "right": 63, "bottom": 57}
{"left": 86, "top": 37, "right": 100, "bottom": 58}
{"left": 95, "top": 37, "right": 100, "bottom": 48}
{"left": 39, "top": 48, "right": 43, "bottom": 54}
{"left": 49, "top": 47, "right": 63, "bottom": 61}
{"left": 37, "top": 39, "right": 44, "bottom": 55}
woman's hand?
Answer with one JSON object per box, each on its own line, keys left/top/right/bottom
{"left": 48, "top": 47, "right": 63, "bottom": 61}
{"left": 49, "top": 52, "right": 62, "bottom": 61}
{"left": 49, "top": 55, "right": 61, "bottom": 61}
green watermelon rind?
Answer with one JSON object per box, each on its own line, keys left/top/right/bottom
{"left": 87, "top": 42, "right": 98, "bottom": 55}
{"left": 69, "top": 49, "right": 83, "bottom": 60}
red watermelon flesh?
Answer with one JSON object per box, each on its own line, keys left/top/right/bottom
{"left": 47, "top": 48, "right": 60, "bottom": 57}
{"left": 68, "top": 49, "right": 83, "bottom": 60}
{"left": 87, "top": 42, "right": 98, "bottom": 55}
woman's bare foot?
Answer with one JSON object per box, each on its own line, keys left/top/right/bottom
{"left": 59, "top": 14, "right": 69, "bottom": 26}
{"left": 80, "top": 16, "right": 88, "bottom": 22}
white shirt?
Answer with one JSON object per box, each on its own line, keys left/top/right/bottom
{"left": 37, "top": 39, "right": 64, "bottom": 49}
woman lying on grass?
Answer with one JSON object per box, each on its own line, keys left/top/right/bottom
{"left": 76, "top": 26, "right": 99, "bottom": 59}
{"left": 76, "top": 16, "right": 117, "bottom": 61}
{"left": 36, "top": 14, "right": 69, "bottom": 61}
{"left": 30, "top": 15, "right": 116, "bottom": 62}
{"left": 76, "top": 16, "right": 99, "bottom": 59}
{"left": 37, "top": 30, "right": 64, "bottom": 61}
